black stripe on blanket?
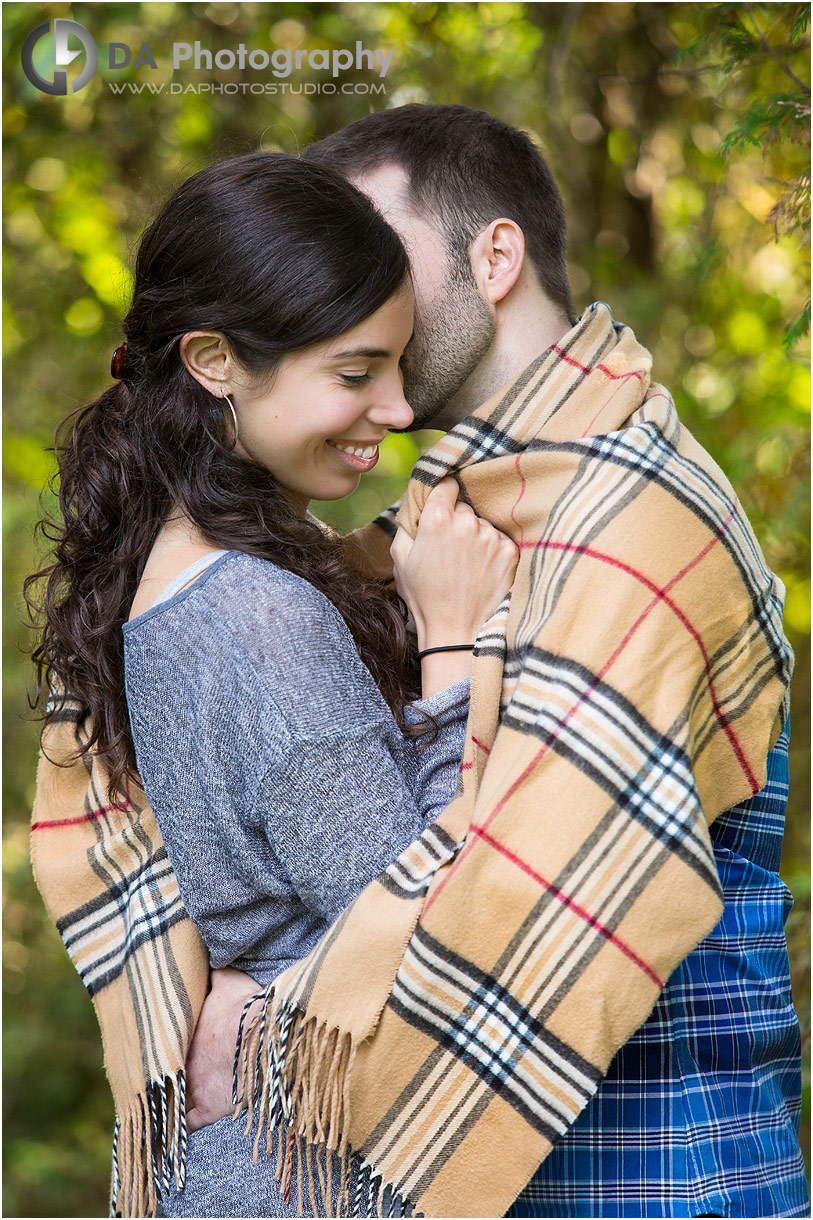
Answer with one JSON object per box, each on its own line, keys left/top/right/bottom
{"left": 389, "top": 925, "right": 602, "bottom": 1140}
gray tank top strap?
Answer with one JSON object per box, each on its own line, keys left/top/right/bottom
{"left": 153, "top": 550, "right": 231, "bottom": 607}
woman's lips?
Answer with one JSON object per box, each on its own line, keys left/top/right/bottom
{"left": 326, "top": 440, "right": 380, "bottom": 472}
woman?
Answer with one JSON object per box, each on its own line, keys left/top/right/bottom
{"left": 27, "top": 152, "right": 517, "bottom": 1217}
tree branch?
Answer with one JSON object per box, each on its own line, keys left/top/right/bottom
{"left": 745, "top": 3, "right": 811, "bottom": 95}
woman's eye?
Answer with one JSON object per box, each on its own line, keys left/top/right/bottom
{"left": 339, "top": 372, "right": 372, "bottom": 387}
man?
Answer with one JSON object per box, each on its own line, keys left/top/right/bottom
{"left": 158, "top": 107, "right": 810, "bottom": 1216}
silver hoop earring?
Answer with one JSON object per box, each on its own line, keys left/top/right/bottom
{"left": 222, "top": 393, "right": 238, "bottom": 452}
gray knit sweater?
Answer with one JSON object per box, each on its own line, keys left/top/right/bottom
{"left": 122, "top": 550, "right": 469, "bottom": 1218}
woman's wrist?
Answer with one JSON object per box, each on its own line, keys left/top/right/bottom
{"left": 415, "top": 618, "right": 480, "bottom": 652}
{"left": 419, "top": 645, "right": 476, "bottom": 699}
{"left": 417, "top": 643, "right": 475, "bottom": 661}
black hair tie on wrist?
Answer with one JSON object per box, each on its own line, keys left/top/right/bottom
{"left": 417, "top": 644, "right": 476, "bottom": 661}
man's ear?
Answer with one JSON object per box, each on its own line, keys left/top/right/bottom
{"left": 469, "top": 219, "right": 525, "bottom": 305}
{"left": 180, "top": 331, "right": 234, "bottom": 395}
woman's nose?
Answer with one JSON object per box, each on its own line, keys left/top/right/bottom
{"left": 368, "top": 379, "right": 414, "bottom": 430}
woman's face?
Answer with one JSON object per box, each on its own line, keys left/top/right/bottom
{"left": 231, "top": 281, "right": 415, "bottom": 512}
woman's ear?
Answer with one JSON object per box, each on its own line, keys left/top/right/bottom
{"left": 468, "top": 219, "right": 525, "bottom": 305}
{"left": 180, "top": 331, "right": 234, "bottom": 395}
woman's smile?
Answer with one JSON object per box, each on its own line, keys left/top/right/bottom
{"left": 325, "top": 438, "right": 383, "bottom": 471}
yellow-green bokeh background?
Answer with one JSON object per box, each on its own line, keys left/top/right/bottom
{"left": 3, "top": 4, "right": 809, "bottom": 1216}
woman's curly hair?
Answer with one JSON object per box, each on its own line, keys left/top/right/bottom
{"left": 25, "top": 152, "right": 419, "bottom": 803}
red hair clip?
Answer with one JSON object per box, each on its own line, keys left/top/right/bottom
{"left": 111, "top": 343, "right": 134, "bottom": 380}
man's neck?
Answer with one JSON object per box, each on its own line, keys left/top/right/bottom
{"left": 432, "top": 285, "right": 573, "bottom": 430}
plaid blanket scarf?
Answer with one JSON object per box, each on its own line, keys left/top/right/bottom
{"left": 31, "top": 701, "right": 209, "bottom": 1217}
{"left": 30, "top": 303, "right": 792, "bottom": 1218}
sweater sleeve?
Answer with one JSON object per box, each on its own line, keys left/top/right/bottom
{"left": 403, "top": 677, "right": 470, "bottom": 834}
{"left": 250, "top": 657, "right": 469, "bottom": 925}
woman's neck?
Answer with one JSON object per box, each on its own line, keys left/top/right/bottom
{"left": 128, "top": 514, "right": 223, "bottom": 620}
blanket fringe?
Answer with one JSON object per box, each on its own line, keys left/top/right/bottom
{"left": 109, "top": 1071, "right": 187, "bottom": 1218}
{"left": 233, "top": 988, "right": 416, "bottom": 1216}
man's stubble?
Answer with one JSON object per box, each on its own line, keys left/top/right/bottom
{"left": 399, "top": 246, "right": 495, "bottom": 432}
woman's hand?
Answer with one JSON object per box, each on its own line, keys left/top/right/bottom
{"left": 186, "top": 967, "right": 262, "bottom": 1133}
{"left": 391, "top": 478, "right": 518, "bottom": 696}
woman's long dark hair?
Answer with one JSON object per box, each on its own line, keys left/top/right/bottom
{"left": 26, "top": 153, "right": 417, "bottom": 802}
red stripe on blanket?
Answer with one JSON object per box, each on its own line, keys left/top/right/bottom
{"left": 471, "top": 736, "right": 491, "bottom": 755}
{"left": 525, "top": 526, "right": 757, "bottom": 792}
{"left": 470, "top": 824, "right": 664, "bottom": 988}
{"left": 597, "top": 363, "right": 645, "bottom": 383}
{"left": 581, "top": 377, "right": 636, "bottom": 435}
{"left": 552, "top": 346, "right": 646, "bottom": 383}
{"left": 32, "top": 805, "right": 118, "bottom": 831}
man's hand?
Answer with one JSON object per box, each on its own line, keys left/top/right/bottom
{"left": 186, "top": 966, "right": 263, "bottom": 1132}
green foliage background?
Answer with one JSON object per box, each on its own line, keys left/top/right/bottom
{"left": 3, "top": 4, "right": 809, "bottom": 1216}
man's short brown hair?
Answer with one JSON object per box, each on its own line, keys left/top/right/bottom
{"left": 306, "top": 104, "right": 574, "bottom": 322}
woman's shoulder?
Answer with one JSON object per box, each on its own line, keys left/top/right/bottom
{"left": 125, "top": 550, "right": 346, "bottom": 638}
{"left": 124, "top": 549, "right": 389, "bottom": 739}
{"left": 205, "top": 551, "right": 353, "bottom": 649}
{"left": 124, "top": 550, "right": 365, "bottom": 692}
{"left": 220, "top": 550, "right": 343, "bottom": 607}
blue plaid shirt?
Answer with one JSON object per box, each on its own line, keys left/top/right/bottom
{"left": 508, "top": 725, "right": 808, "bottom": 1218}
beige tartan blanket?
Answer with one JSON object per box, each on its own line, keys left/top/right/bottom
{"left": 31, "top": 304, "right": 792, "bottom": 1217}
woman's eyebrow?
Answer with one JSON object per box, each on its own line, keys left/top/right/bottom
{"left": 329, "top": 346, "right": 391, "bottom": 360}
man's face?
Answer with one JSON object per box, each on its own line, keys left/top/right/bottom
{"left": 351, "top": 164, "right": 495, "bottom": 430}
